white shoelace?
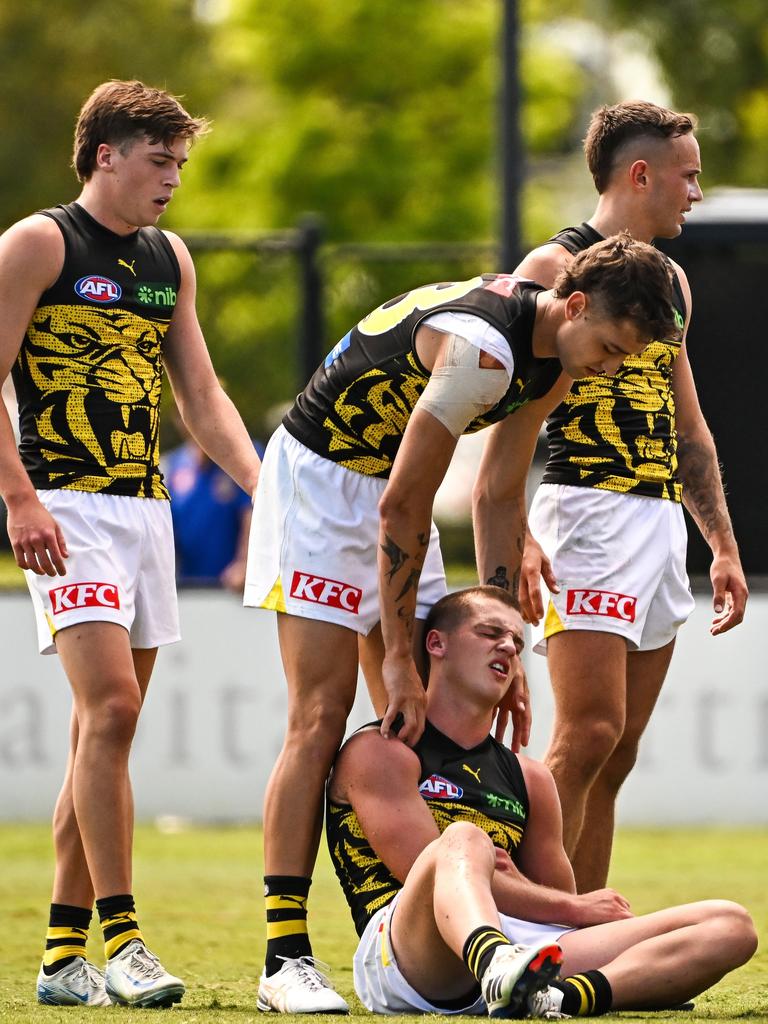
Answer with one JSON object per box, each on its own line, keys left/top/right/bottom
{"left": 276, "top": 956, "right": 333, "bottom": 990}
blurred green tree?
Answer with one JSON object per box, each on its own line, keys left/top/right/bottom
{"left": 0, "top": 0, "right": 211, "bottom": 226}
{"left": 605, "top": 0, "right": 768, "bottom": 186}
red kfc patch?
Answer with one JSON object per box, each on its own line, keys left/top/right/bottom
{"left": 49, "top": 582, "right": 120, "bottom": 615}
{"left": 289, "top": 571, "right": 361, "bottom": 614}
{"left": 566, "top": 589, "right": 637, "bottom": 622}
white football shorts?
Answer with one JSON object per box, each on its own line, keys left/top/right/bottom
{"left": 354, "top": 891, "right": 573, "bottom": 1015}
{"left": 24, "top": 490, "right": 180, "bottom": 655}
{"left": 243, "top": 426, "right": 447, "bottom": 635}
{"left": 528, "top": 484, "right": 695, "bottom": 654}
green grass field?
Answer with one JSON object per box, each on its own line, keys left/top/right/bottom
{"left": 1, "top": 824, "right": 766, "bottom": 1022}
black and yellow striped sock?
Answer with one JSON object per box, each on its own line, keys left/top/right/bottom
{"left": 264, "top": 875, "right": 312, "bottom": 976}
{"left": 552, "top": 970, "right": 613, "bottom": 1016}
{"left": 96, "top": 894, "right": 144, "bottom": 960}
{"left": 462, "top": 926, "right": 511, "bottom": 982}
{"left": 42, "top": 903, "right": 91, "bottom": 976}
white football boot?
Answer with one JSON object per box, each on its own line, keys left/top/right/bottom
{"left": 257, "top": 956, "right": 349, "bottom": 1013}
{"left": 104, "top": 939, "right": 184, "bottom": 1008}
{"left": 36, "top": 957, "right": 111, "bottom": 1006}
{"left": 481, "top": 942, "right": 563, "bottom": 1018}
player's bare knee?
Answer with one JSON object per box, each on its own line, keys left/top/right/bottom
{"left": 708, "top": 901, "right": 758, "bottom": 964}
{"left": 438, "top": 821, "right": 494, "bottom": 864}
{"left": 549, "top": 717, "right": 622, "bottom": 778}
{"left": 80, "top": 693, "right": 141, "bottom": 748}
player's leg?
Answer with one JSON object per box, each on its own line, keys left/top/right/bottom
{"left": 569, "top": 640, "right": 674, "bottom": 891}
{"left": 385, "top": 823, "right": 561, "bottom": 1017}
{"left": 540, "top": 900, "right": 757, "bottom": 1015}
{"left": 52, "top": 625, "right": 182, "bottom": 1008}
{"left": 257, "top": 613, "right": 358, "bottom": 1013}
{"left": 543, "top": 630, "right": 627, "bottom": 864}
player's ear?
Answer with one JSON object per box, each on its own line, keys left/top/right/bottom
{"left": 425, "top": 628, "right": 447, "bottom": 659}
{"left": 96, "top": 143, "right": 117, "bottom": 172}
{"left": 629, "top": 158, "right": 649, "bottom": 191}
{"left": 564, "top": 291, "right": 587, "bottom": 321}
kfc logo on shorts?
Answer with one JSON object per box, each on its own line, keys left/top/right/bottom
{"left": 566, "top": 589, "right": 637, "bottom": 622}
{"left": 49, "top": 582, "right": 121, "bottom": 615}
{"left": 419, "top": 775, "right": 463, "bottom": 800}
{"left": 289, "top": 571, "right": 361, "bottom": 614}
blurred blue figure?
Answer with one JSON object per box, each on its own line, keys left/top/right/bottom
{"left": 164, "top": 433, "right": 263, "bottom": 591}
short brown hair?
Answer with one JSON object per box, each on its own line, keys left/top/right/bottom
{"left": 423, "top": 586, "right": 520, "bottom": 642}
{"left": 553, "top": 232, "right": 682, "bottom": 344}
{"left": 585, "top": 101, "right": 697, "bottom": 193}
{"left": 73, "top": 80, "right": 209, "bottom": 182}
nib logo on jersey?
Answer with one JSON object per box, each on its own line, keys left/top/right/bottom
{"left": 49, "top": 582, "right": 120, "bottom": 615}
{"left": 289, "top": 571, "right": 362, "bottom": 614}
{"left": 566, "top": 588, "right": 637, "bottom": 622}
{"left": 419, "top": 775, "right": 463, "bottom": 800}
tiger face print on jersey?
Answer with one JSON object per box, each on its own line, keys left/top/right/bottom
{"left": 12, "top": 202, "right": 180, "bottom": 497}
{"left": 19, "top": 303, "right": 168, "bottom": 496}
{"left": 542, "top": 223, "right": 687, "bottom": 501}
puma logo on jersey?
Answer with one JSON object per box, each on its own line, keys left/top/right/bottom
{"left": 462, "top": 764, "right": 481, "bottom": 783}
{"left": 118, "top": 258, "right": 137, "bottom": 276}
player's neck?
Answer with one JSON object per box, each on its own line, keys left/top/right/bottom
{"left": 530, "top": 291, "right": 560, "bottom": 359}
{"left": 589, "top": 196, "right": 655, "bottom": 244}
{"left": 426, "top": 688, "right": 494, "bottom": 750}
{"left": 75, "top": 185, "right": 140, "bottom": 237}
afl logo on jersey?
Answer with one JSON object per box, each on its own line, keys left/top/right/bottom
{"left": 75, "top": 275, "right": 122, "bottom": 304}
{"left": 419, "top": 775, "right": 463, "bottom": 800}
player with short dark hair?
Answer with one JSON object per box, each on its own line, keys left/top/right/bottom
{"left": 0, "top": 80, "right": 260, "bottom": 1007}
{"left": 326, "top": 586, "right": 757, "bottom": 1018}
{"left": 473, "top": 100, "right": 748, "bottom": 894}
{"left": 244, "top": 234, "right": 679, "bottom": 1012}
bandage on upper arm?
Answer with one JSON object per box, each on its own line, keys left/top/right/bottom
{"left": 417, "top": 333, "right": 511, "bottom": 439}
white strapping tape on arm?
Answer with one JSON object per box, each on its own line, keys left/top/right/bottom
{"left": 417, "top": 333, "right": 511, "bottom": 439}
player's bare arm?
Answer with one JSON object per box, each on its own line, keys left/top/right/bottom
{"left": 473, "top": 382, "right": 568, "bottom": 616}
{"left": 669, "top": 263, "right": 747, "bottom": 634}
{"left": 162, "top": 233, "right": 260, "bottom": 498}
{"left": 0, "top": 216, "right": 69, "bottom": 576}
{"left": 377, "top": 405, "right": 458, "bottom": 745}
{"left": 489, "top": 756, "right": 632, "bottom": 927}
{"left": 512, "top": 243, "right": 570, "bottom": 288}
{"left": 330, "top": 728, "right": 441, "bottom": 882}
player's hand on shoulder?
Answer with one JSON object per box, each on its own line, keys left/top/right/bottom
{"left": 710, "top": 552, "right": 748, "bottom": 635}
{"left": 380, "top": 655, "right": 427, "bottom": 746}
{"left": 574, "top": 887, "right": 633, "bottom": 925}
{"left": 7, "top": 494, "right": 68, "bottom": 576}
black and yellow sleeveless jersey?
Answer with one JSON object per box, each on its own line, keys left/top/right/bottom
{"left": 12, "top": 202, "right": 180, "bottom": 498}
{"left": 541, "top": 223, "right": 687, "bottom": 501}
{"left": 326, "top": 719, "right": 530, "bottom": 936}
{"left": 283, "top": 276, "right": 561, "bottom": 478}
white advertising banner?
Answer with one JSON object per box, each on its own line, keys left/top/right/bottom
{"left": 1, "top": 588, "right": 766, "bottom": 824}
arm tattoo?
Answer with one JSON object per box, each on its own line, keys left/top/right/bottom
{"left": 487, "top": 566, "right": 510, "bottom": 590}
{"left": 396, "top": 569, "right": 421, "bottom": 602}
{"left": 381, "top": 534, "right": 408, "bottom": 582}
{"left": 676, "top": 435, "right": 733, "bottom": 541}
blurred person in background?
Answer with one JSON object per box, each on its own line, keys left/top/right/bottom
{"left": 473, "top": 100, "right": 747, "bottom": 894}
{"left": 163, "top": 412, "right": 263, "bottom": 591}
{"left": 0, "top": 80, "right": 260, "bottom": 1007}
